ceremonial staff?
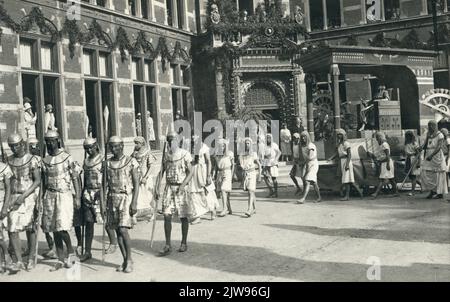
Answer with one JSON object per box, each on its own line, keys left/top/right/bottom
{"left": 0, "top": 129, "right": 6, "bottom": 163}
{"left": 150, "top": 140, "right": 166, "bottom": 249}
{"left": 99, "top": 106, "right": 109, "bottom": 263}
{"left": 34, "top": 132, "right": 47, "bottom": 266}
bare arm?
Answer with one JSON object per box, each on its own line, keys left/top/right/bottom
{"left": 275, "top": 147, "right": 282, "bottom": 163}
{"left": 130, "top": 165, "right": 140, "bottom": 215}
{"left": 71, "top": 171, "right": 81, "bottom": 209}
{"left": 384, "top": 149, "right": 391, "bottom": 170}
{"left": 179, "top": 162, "right": 193, "bottom": 191}
{"left": 0, "top": 176, "right": 11, "bottom": 219}
{"left": 204, "top": 151, "right": 212, "bottom": 185}
{"left": 345, "top": 147, "right": 351, "bottom": 170}
{"left": 141, "top": 154, "right": 153, "bottom": 182}
{"left": 11, "top": 165, "right": 41, "bottom": 210}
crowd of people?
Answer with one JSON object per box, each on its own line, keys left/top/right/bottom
{"left": 1, "top": 118, "right": 450, "bottom": 276}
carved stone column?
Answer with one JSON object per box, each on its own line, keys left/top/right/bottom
{"left": 231, "top": 71, "right": 243, "bottom": 111}
{"left": 305, "top": 73, "right": 315, "bottom": 141}
{"left": 331, "top": 64, "right": 341, "bottom": 130}
{"left": 215, "top": 67, "right": 226, "bottom": 119}
{"left": 292, "top": 67, "right": 306, "bottom": 120}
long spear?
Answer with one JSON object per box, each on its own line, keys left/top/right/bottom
{"left": 0, "top": 129, "right": 6, "bottom": 163}
{"left": 100, "top": 106, "right": 109, "bottom": 264}
{"left": 150, "top": 140, "right": 166, "bottom": 249}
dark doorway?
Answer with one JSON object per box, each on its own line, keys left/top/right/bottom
{"left": 84, "top": 80, "right": 97, "bottom": 139}
{"left": 101, "top": 82, "right": 113, "bottom": 136}
{"left": 43, "top": 76, "right": 60, "bottom": 130}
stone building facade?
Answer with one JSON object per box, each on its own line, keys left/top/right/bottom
{"left": 0, "top": 0, "right": 197, "bottom": 162}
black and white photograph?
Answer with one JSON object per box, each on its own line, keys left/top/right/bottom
{"left": 0, "top": 0, "right": 449, "bottom": 286}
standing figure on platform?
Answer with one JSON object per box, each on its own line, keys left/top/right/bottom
{"left": 6, "top": 134, "right": 41, "bottom": 273}
{"left": 420, "top": 121, "right": 448, "bottom": 199}
{"left": 131, "top": 136, "right": 156, "bottom": 220}
{"left": 370, "top": 132, "right": 399, "bottom": 199}
{"left": 295, "top": 116, "right": 305, "bottom": 134}
{"left": 404, "top": 131, "right": 421, "bottom": 196}
{"left": 261, "top": 134, "right": 281, "bottom": 198}
{"left": 335, "top": 129, "right": 363, "bottom": 201}
{"left": 79, "top": 138, "right": 104, "bottom": 262}
{"left": 23, "top": 101, "right": 37, "bottom": 139}
{"left": 239, "top": 138, "right": 261, "bottom": 218}
{"left": 42, "top": 130, "right": 81, "bottom": 272}
{"left": 280, "top": 124, "right": 292, "bottom": 162}
{"left": 147, "top": 111, "right": 156, "bottom": 142}
{"left": 374, "top": 85, "right": 390, "bottom": 101}
{"left": 135, "top": 113, "right": 142, "bottom": 137}
{"left": 214, "top": 138, "right": 234, "bottom": 217}
{"left": 105, "top": 136, "right": 140, "bottom": 273}
{"left": 290, "top": 133, "right": 304, "bottom": 195}
{"left": 44, "top": 104, "right": 58, "bottom": 132}
{"left": 157, "top": 131, "right": 193, "bottom": 256}
{"left": 297, "top": 131, "right": 321, "bottom": 204}
{"left": 0, "top": 159, "right": 12, "bottom": 274}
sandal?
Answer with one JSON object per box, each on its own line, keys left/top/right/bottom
{"left": 217, "top": 210, "right": 227, "bottom": 217}
{"left": 244, "top": 211, "right": 252, "bottom": 218}
{"left": 49, "top": 261, "right": 64, "bottom": 272}
{"left": 123, "top": 261, "right": 134, "bottom": 273}
{"left": 116, "top": 262, "right": 126, "bottom": 272}
{"left": 158, "top": 245, "right": 172, "bottom": 257}
{"left": 178, "top": 244, "right": 188, "bottom": 253}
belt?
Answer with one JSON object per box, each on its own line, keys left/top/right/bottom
{"left": 167, "top": 183, "right": 182, "bottom": 186}
{"left": 109, "top": 189, "right": 129, "bottom": 194}
{"left": 46, "top": 187, "right": 67, "bottom": 193}
{"left": 218, "top": 168, "right": 231, "bottom": 171}
{"left": 85, "top": 186, "right": 101, "bottom": 190}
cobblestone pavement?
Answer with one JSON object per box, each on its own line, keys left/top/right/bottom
{"left": 1, "top": 186, "right": 450, "bottom": 282}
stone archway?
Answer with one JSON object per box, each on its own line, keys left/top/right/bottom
{"left": 241, "top": 78, "right": 291, "bottom": 124}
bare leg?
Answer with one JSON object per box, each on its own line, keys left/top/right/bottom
{"left": 245, "top": 191, "right": 256, "bottom": 216}
{"left": 120, "top": 228, "right": 132, "bottom": 263}
{"left": 313, "top": 182, "right": 322, "bottom": 202}
{"left": 180, "top": 217, "right": 189, "bottom": 245}
{"left": 8, "top": 232, "right": 23, "bottom": 263}
{"left": 352, "top": 183, "right": 364, "bottom": 197}
{"left": 264, "top": 174, "right": 273, "bottom": 197}
{"left": 163, "top": 215, "right": 172, "bottom": 247}
{"left": 272, "top": 177, "right": 278, "bottom": 197}
{"left": 411, "top": 176, "right": 417, "bottom": 194}
{"left": 390, "top": 179, "right": 399, "bottom": 196}
{"left": 25, "top": 229, "right": 36, "bottom": 266}
{"left": 290, "top": 174, "right": 301, "bottom": 193}
{"left": 371, "top": 181, "right": 383, "bottom": 198}
{"left": 298, "top": 181, "right": 311, "bottom": 204}
{"left": 341, "top": 184, "right": 350, "bottom": 201}
{"left": 226, "top": 193, "right": 232, "bottom": 214}
{"left": 218, "top": 192, "right": 227, "bottom": 217}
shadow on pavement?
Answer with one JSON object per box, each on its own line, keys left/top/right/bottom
{"left": 263, "top": 224, "right": 450, "bottom": 244}
{"left": 129, "top": 239, "right": 450, "bottom": 281}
